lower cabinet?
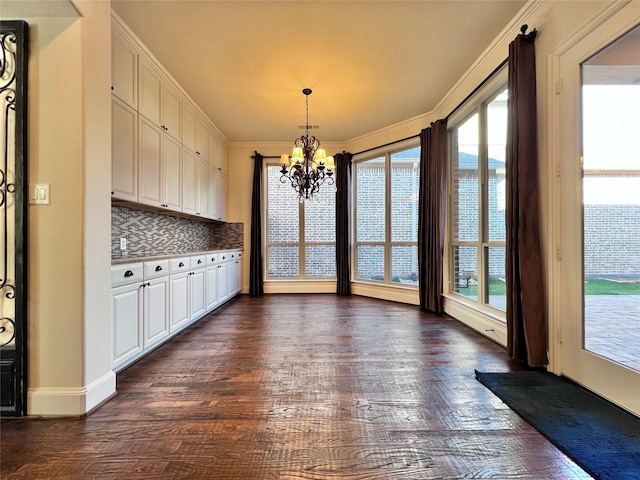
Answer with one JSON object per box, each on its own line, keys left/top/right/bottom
{"left": 111, "top": 249, "right": 242, "bottom": 372}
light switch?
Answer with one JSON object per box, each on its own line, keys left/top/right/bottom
{"left": 29, "top": 184, "right": 51, "bottom": 205}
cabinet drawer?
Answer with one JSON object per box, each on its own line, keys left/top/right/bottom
{"left": 206, "top": 251, "right": 221, "bottom": 265}
{"left": 169, "top": 257, "right": 190, "bottom": 274}
{"left": 111, "top": 263, "right": 143, "bottom": 288}
{"left": 144, "top": 259, "right": 169, "bottom": 280}
{"left": 190, "top": 255, "right": 206, "bottom": 270}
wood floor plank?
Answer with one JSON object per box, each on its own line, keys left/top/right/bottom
{"left": 0, "top": 295, "right": 592, "bottom": 479}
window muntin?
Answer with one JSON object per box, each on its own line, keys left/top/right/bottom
{"left": 449, "top": 86, "right": 508, "bottom": 313}
{"left": 354, "top": 146, "right": 421, "bottom": 286}
{"left": 265, "top": 164, "right": 336, "bottom": 279}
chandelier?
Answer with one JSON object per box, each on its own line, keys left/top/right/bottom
{"left": 280, "top": 88, "right": 334, "bottom": 200}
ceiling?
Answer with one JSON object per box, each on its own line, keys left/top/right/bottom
{"left": 111, "top": 1, "right": 525, "bottom": 143}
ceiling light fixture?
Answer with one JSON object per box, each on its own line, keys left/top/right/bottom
{"left": 280, "top": 88, "right": 334, "bottom": 201}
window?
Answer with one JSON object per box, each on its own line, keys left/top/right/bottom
{"left": 354, "top": 146, "right": 421, "bottom": 286}
{"left": 449, "top": 86, "right": 508, "bottom": 312}
{"left": 265, "top": 164, "right": 336, "bottom": 279}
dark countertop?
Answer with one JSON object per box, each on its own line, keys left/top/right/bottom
{"left": 111, "top": 249, "right": 242, "bottom": 265}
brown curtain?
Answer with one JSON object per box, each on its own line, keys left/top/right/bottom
{"left": 249, "top": 152, "right": 264, "bottom": 296}
{"left": 506, "top": 29, "right": 547, "bottom": 367}
{"left": 335, "top": 152, "right": 353, "bottom": 295}
{"left": 418, "top": 120, "right": 448, "bottom": 312}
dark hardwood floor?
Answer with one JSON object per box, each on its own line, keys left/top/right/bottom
{"left": 1, "top": 294, "right": 591, "bottom": 479}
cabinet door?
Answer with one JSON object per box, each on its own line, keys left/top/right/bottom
{"left": 208, "top": 132, "right": 218, "bottom": 168}
{"left": 182, "top": 105, "right": 196, "bottom": 152}
{"left": 218, "top": 262, "right": 229, "bottom": 304}
{"left": 217, "top": 172, "right": 227, "bottom": 221}
{"left": 138, "top": 116, "right": 163, "bottom": 207}
{"left": 111, "top": 96, "right": 138, "bottom": 202}
{"left": 162, "top": 134, "right": 182, "bottom": 212}
{"left": 194, "top": 117, "right": 208, "bottom": 160}
{"left": 138, "top": 57, "right": 162, "bottom": 127}
{"left": 234, "top": 259, "right": 242, "bottom": 294}
{"left": 144, "top": 276, "right": 169, "bottom": 349}
{"left": 197, "top": 158, "right": 209, "bottom": 218}
{"left": 112, "top": 29, "right": 137, "bottom": 109}
{"left": 205, "top": 266, "right": 218, "bottom": 311}
{"left": 190, "top": 269, "right": 206, "bottom": 321}
{"left": 209, "top": 166, "right": 219, "bottom": 220}
{"left": 218, "top": 141, "right": 228, "bottom": 175}
{"left": 170, "top": 272, "right": 190, "bottom": 333}
{"left": 182, "top": 148, "right": 198, "bottom": 215}
{"left": 111, "top": 283, "right": 143, "bottom": 368}
{"left": 163, "top": 83, "right": 182, "bottom": 141}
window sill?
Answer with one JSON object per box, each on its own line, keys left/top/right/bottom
{"left": 442, "top": 293, "right": 507, "bottom": 347}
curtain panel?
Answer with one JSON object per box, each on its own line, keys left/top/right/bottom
{"left": 249, "top": 152, "right": 264, "bottom": 296}
{"left": 506, "top": 30, "right": 548, "bottom": 367}
{"left": 418, "top": 120, "right": 448, "bottom": 313}
{"left": 335, "top": 152, "right": 353, "bottom": 295}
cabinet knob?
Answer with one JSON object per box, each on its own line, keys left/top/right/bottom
{"left": 196, "top": 151, "right": 200, "bottom": 155}
{"left": 197, "top": 260, "right": 202, "bottom": 264}
{"left": 222, "top": 256, "right": 226, "bottom": 260}
{"left": 111, "top": 86, "right": 114, "bottom": 91}
{"left": 155, "top": 265, "right": 163, "bottom": 272}
{"left": 179, "top": 262, "right": 184, "bottom": 267}
{"left": 124, "top": 270, "right": 134, "bottom": 277}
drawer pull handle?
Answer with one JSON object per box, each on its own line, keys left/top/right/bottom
{"left": 179, "top": 262, "right": 185, "bottom": 267}
{"left": 124, "top": 270, "right": 134, "bottom": 277}
{"left": 155, "top": 266, "right": 163, "bottom": 272}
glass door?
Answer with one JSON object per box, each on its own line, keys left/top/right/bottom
{"left": 559, "top": 12, "right": 640, "bottom": 416}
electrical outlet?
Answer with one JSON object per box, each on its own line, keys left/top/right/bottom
{"left": 120, "top": 238, "right": 127, "bottom": 250}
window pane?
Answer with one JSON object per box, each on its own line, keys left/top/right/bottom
{"left": 304, "top": 184, "right": 335, "bottom": 243}
{"left": 485, "top": 246, "right": 506, "bottom": 312}
{"left": 452, "top": 114, "right": 479, "bottom": 242}
{"left": 391, "top": 147, "right": 420, "bottom": 242}
{"left": 356, "top": 157, "right": 386, "bottom": 242}
{"left": 487, "top": 90, "right": 508, "bottom": 242}
{"left": 356, "top": 244, "right": 384, "bottom": 281}
{"left": 391, "top": 245, "right": 418, "bottom": 285}
{"left": 267, "top": 165, "right": 299, "bottom": 243}
{"left": 305, "top": 245, "right": 336, "bottom": 278}
{"left": 451, "top": 245, "right": 477, "bottom": 300}
{"left": 267, "top": 245, "right": 299, "bottom": 278}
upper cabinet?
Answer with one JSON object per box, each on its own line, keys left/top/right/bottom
{"left": 112, "top": 28, "right": 138, "bottom": 109}
{"left": 111, "top": 14, "right": 228, "bottom": 222}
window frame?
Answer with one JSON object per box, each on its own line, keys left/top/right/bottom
{"left": 352, "top": 142, "right": 421, "bottom": 288}
{"left": 446, "top": 67, "right": 508, "bottom": 315}
{"left": 263, "top": 160, "right": 337, "bottom": 281}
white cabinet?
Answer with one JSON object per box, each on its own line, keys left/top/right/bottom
{"left": 111, "top": 28, "right": 137, "bottom": 109}
{"left": 138, "top": 57, "right": 162, "bottom": 127}
{"left": 189, "top": 255, "right": 206, "bottom": 321}
{"left": 197, "top": 158, "right": 209, "bottom": 218}
{"left": 138, "top": 56, "right": 182, "bottom": 142}
{"left": 229, "top": 251, "right": 242, "bottom": 294}
{"left": 169, "top": 258, "right": 190, "bottom": 333}
{"left": 162, "top": 134, "right": 182, "bottom": 211}
{"left": 111, "top": 96, "right": 138, "bottom": 201}
{"left": 163, "top": 83, "right": 182, "bottom": 141}
{"left": 111, "top": 260, "right": 169, "bottom": 370}
{"left": 182, "top": 148, "right": 198, "bottom": 216}
{"left": 205, "top": 253, "right": 220, "bottom": 311}
{"left": 182, "top": 105, "right": 196, "bottom": 153}
{"left": 138, "top": 115, "right": 163, "bottom": 207}
{"left": 209, "top": 166, "right": 219, "bottom": 221}
{"left": 195, "top": 118, "right": 208, "bottom": 161}
{"left": 111, "top": 281, "right": 143, "bottom": 368}
{"left": 217, "top": 254, "right": 230, "bottom": 304}
{"left": 217, "top": 172, "right": 227, "bottom": 222}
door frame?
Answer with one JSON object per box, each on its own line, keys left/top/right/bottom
{"left": 549, "top": 1, "right": 640, "bottom": 416}
{"left": 0, "top": 20, "right": 28, "bottom": 416}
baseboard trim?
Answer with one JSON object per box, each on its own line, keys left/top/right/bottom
{"left": 28, "top": 371, "right": 116, "bottom": 417}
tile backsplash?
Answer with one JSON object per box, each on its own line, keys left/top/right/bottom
{"left": 112, "top": 205, "right": 244, "bottom": 259}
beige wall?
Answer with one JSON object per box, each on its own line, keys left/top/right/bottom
{"left": 6, "top": 0, "right": 114, "bottom": 415}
